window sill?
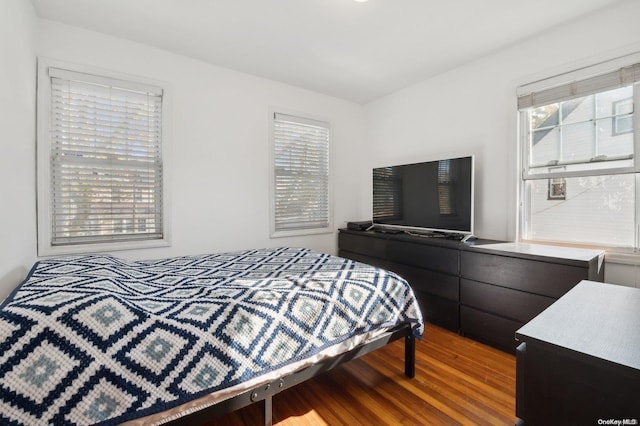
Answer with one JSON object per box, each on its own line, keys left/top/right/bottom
{"left": 37, "top": 238, "right": 171, "bottom": 257}
{"left": 519, "top": 239, "right": 640, "bottom": 266}
{"left": 603, "top": 249, "right": 640, "bottom": 266}
{"left": 269, "top": 227, "right": 333, "bottom": 239}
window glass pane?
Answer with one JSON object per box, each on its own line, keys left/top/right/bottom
{"left": 562, "top": 121, "right": 594, "bottom": 162}
{"left": 597, "top": 86, "right": 634, "bottom": 157}
{"left": 596, "top": 117, "right": 633, "bottom": 157}
{"left": 561, "top": 95, "right": 593, "bottom": 124}
{"left": 531, "top": 104, "right": 558, "bottom": 129}
{"left": 596, "top": 86, "right": 633, "bottom": 119}
{"left": 531, "top": 128, "right": 559, "bottom": 166}
{"left": 526, "top": 84, "right": 635, "bottom": 176}
{"left": 527, "top": 174, "right": 634, "bottom": 247}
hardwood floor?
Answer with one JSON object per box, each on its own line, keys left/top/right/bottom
{"left": 206, "top": 323, "right": 516, "bottom": 425}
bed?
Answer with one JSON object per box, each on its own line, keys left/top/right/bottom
{"left": 0, "top": 247, "right": 423, "bottom": 425}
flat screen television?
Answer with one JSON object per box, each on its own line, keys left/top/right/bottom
{"left": 372, "top": 155, "right": 474, "bottom": 236}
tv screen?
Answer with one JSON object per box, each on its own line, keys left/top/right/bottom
{"left": 372, "top": 156, "right": 474, "bottom": 234}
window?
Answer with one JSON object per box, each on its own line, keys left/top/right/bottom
{"left": 518, "top": 59, "right": 640, "bottom": 249}
{"left": 547, "top": 177, "right": 566, "bottom": 200}
{"left": 270, "top": 111, "right": 331, "bottom": 237}
{"left": 37, "top": 60, "right": 170, "bottom": 255}
{"left": 613, "top": 98, "right": 633, "bottom": 135}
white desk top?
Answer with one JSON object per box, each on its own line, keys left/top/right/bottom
{"left": 517, "top": 280, "right": 640, "bottom": 371}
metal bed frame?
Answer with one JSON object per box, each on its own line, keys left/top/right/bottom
{"left": 167, "top": 323, "right": 416, "bottom": 426}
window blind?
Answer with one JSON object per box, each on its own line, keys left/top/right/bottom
{"left": 273, "top": 113, "right": 330, "bottom": 232}
{"left": 49, "top": 68, "right": 164, "bottom": 245}
{"left": 518, "top": 63, "right": 640, "bottom": 109}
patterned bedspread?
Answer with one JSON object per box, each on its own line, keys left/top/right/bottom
{"left": 0, "top": 247, "right": 423, "bottom": 425}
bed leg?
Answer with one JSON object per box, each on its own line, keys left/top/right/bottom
{"left": 405, "top": 334, "right": 415, "bottom": 378}
{"left": 264, "top": 395, "right": 273, "bottom": 426}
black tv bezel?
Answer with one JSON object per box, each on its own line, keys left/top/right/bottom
{"left": 371, "top": 155, "right": 475, "bottom": 236}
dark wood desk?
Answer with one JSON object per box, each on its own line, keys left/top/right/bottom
{"left": 515, "top": 280, "right": 640, "bottom": 425}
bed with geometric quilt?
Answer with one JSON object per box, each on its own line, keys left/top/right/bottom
{"left": 0, "top": 247, "right": 424, "bottom": 425}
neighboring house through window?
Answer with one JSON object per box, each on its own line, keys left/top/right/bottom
{"left": 518, "top": 57, "right": 640, "bottom": 248}
{"left": 37, "top": 59, "right": 170, "bottom": 255}
{"left": 270, "top": 111, "right": 332, "bottom": 237}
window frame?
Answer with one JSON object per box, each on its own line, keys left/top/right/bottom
{"left": 519, "top": 92, "right": 640, "bottom": 181}
{"left": 612, "top": 97, "right": 634, "bottom": 136}
{"left": 36, "top": 58, "right": 172, "bottom": 256}
{"left": 517, "top": 55, "right": 640, "bottom": 250}
{"left": 269, "top": 107, "right": 333, "bottom": 238}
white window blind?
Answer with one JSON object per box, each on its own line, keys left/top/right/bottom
{"left": 272, "top": 112, "right": 331, "bottom": 235}
{"left": 48, "top": 67, "right": 164, "bottom": 246}
{"left": 518, "top": 63, "right": 640, "bottom": 109}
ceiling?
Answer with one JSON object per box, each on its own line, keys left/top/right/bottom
{"left": 31, "top": 0, "right": 625, "bottom": 104}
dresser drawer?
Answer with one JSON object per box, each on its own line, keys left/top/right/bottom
{"left": 461, "top": 251, "right": 586, "bottom": 298}
{"left": 460, "top": 306, "right": 521, "bottom": 352}
{"left": 392, "top": 262, "right": 458, "bottom": 301}
{"left": 338, "top": 250, "right": 392, "bottom": 271}
{"left": 387, "top": 240, "right": 458, "bottom": 275}
{"left": 460, "top": 279, "right": 555, "bottom": 323}
{"left": 414, "top": 292, "right": 459, "bottom": 331}
{"left": 338, "top": 232, "right": 386, "bottom": 259}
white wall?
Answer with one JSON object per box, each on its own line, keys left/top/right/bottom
{"left": 0, "top": 17, "right": 365, "bottom": 299}
{"left": 363, "top": 0, "right": 640, "bottom": 287}
{"left": 0, "top": 1, "right": 38, "bottom": 300}
{"left": 4, "top": 2, "right": 640, "bottom": 300}
{"left": 35, "top": 19, "right": 366, "bottom": 258}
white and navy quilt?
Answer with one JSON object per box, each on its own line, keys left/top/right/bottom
{"left": 0, "top": 247, "right": 423, "bottom": 425}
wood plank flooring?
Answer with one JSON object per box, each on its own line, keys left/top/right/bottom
{"left": 206, "top": 323, "right": 516, "bottom": 425}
